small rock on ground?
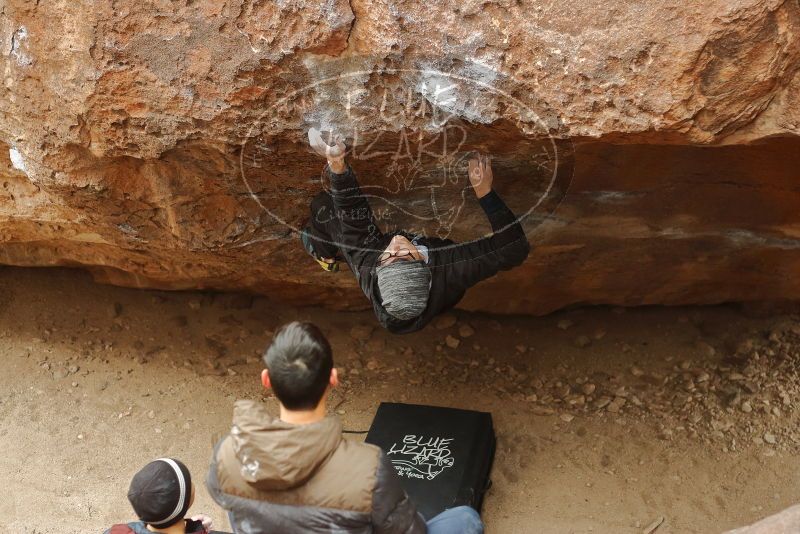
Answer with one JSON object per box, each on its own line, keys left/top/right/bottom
{"left": 434, "top": 314, "right": 458, "bottom": 330}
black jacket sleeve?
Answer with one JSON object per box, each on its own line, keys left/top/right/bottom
{"left": 441, "top": 189, "right": 530, "bottom": 291}
{"left": 327, "top": 164, "right": 384, "bottom": 272}
{"left": 371, "top": 452, "right": 427, "bottom": 534}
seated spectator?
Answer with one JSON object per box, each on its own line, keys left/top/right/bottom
{"left": 206, "top": 321, "right": 484, "bottom": 534}
{"left": 105, "top": 458, "right": 214, "bottom": 534}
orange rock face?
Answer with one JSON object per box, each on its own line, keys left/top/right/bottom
{"left": 1, "top": 1, "right": 799, "bottom": 314}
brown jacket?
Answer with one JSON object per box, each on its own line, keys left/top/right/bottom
{"left": 206, "top": 400, "right": 426, "bottom": 534}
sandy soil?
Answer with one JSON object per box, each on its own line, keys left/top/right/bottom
{"left": 1, "top": 267, "right": 799, "bottom": 533}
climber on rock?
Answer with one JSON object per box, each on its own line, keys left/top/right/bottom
{"left": 300, "top": 128, "right": 530, "bottom": 334}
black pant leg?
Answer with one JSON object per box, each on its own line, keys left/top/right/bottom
{"left": 307, "top": 191, "right": 342, "bottom": 259}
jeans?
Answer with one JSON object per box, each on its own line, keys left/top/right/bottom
{"left": 426, "top": 506, "right": 484, "bottom": 534}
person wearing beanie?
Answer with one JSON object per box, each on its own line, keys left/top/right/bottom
{"left": 302, "top": 127, "right": 530, "bottom": 334}
{"left": 104, "top": 458, "right": 214, "bottom": 534}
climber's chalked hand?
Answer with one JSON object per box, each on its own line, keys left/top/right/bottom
{"left": 308, "top": 127, "right": 346, "bottom": 160}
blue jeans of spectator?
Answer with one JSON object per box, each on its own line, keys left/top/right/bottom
{"left": 426, "top": 505, "right": 484, "bottom": 534}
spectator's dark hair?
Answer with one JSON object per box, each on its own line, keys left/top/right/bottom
{"left": 263, "top": 321, "right": 333, "bottom": 410}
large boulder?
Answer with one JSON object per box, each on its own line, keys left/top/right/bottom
{"left": 1, "top": 0, "right": 799, "bottom": 314}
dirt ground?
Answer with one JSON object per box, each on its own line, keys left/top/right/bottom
{"left": 1, "top": 267, "right": 799, "bottom": 533}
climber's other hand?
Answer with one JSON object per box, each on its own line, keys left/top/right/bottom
{"left": 468, "top": 153, "right": 493, "bottom": 199}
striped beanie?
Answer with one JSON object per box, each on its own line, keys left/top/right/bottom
{"left": 376, "top": 260, "right": 431, "bottom": 320}
{"left": 127, "top": 458, "right": 192, "bottom": 529}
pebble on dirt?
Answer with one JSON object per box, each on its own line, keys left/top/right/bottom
{"left": 433, "top": 314, "right": 457, "bottom": 330}
{"left": 445, "top": 335, "right": 460, "bottom": 349}
{"left": 593, "top": 328, "right": 607, "bottom": 340}
{"left": 574, "top": 335, "right": 591, "bottom": 348}
{"left": 607, "top": 397, "right": 627, "bottom": 413}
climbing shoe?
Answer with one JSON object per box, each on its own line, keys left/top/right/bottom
{"left": 300, "top": 227, "right": 341, "bottom": 272}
